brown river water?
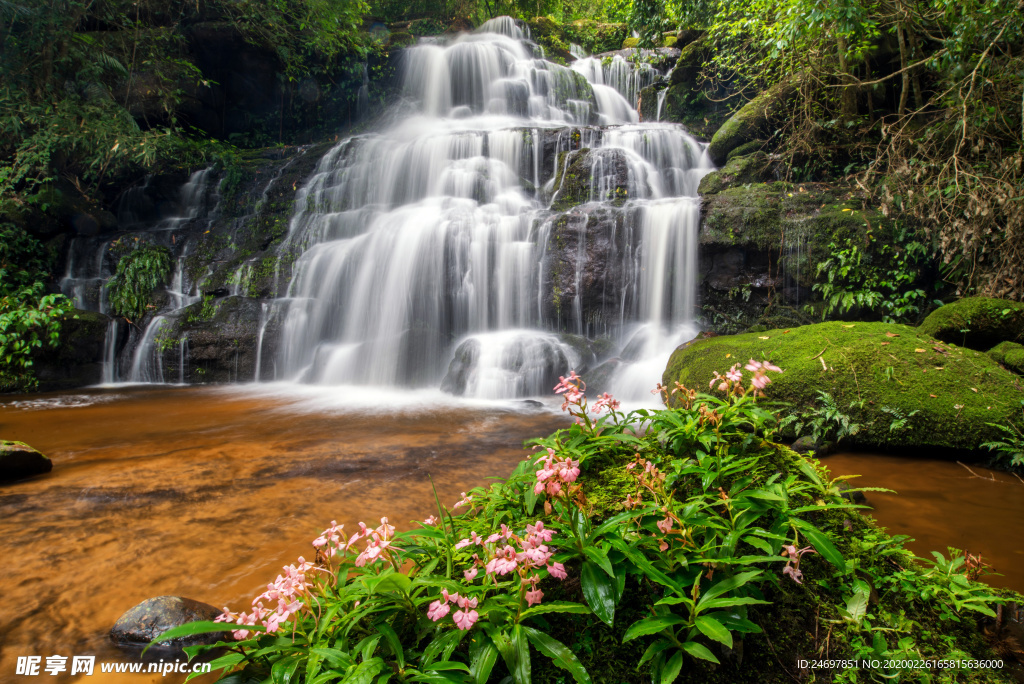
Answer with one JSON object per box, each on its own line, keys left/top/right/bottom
{"left": 1, "top": 386, "right": 1021, "bottom": 683}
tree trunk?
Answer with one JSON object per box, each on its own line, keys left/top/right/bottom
{"left": 897, "top": 23, "right": 910, "bottom": 117}
{"left": 836, "top": 35, "right": 857, "bottom": 119}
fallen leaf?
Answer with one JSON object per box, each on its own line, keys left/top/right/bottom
{"left": 971, "top": 387, "right": 978, "bottom": 392}
{"left": 819, "top": 357, "right": 827, "bottom": 370}
{"left": 934, "top": 367, "right": 944, "bottom": 370}
{"left": 885, "top": 332, "right": 900, "bottom": 338}
{"left": 932, "top": 346, "right": 948, "bottom": 354}
{"left": 843, "top": 325, "right": 855, "bottom": 328}
{"left": 758, "top": 336, "right": 770, "bottom": 340}
{"left": 725, "top": 354, "right": 731, "bottom": 358}
{"left": 842, "top": 208, "right": 852, "bottom": 212}
{"left": 881, "top": 341, "right": 891, "bottom": 346}
{"left": 914, "top": 348, "right": 926, "bottom": 353}
{"left": 929, "top": 394, "right": 938, "bottom": 398}
{"left": 783, "top": 330, "right": 791, "bottom": 334}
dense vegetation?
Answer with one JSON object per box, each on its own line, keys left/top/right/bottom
{"left": 154, "top": 371, "right": 1020, "bottom": 682}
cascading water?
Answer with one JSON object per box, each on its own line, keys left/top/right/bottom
{"left": 263, "top": 19, "right": 713, "bottom": 401}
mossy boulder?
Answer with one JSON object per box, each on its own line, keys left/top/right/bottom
{"left": 0, "top": 441, "right": 53, "bottom": 481}
{"left": 550, "top": 148, "right": 632, "bottom": 211}
{"left": 919, "top": 296, "right": 1024, "bottom": 350}
{"left": 707, "top": 78, "right": 799, "bottom": 165}
{"left": 988, "top": 341, "right": 1024, "bottom": 375}
{"left": 663, "top": 321, "right": 1024, "bottom": 451}
{"left": 651, "top": 35, "right": 733, "bottom": 138}
{"left": 697, "top": 152, "right": 778, "bottom": 195}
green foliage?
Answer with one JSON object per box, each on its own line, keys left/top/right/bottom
{"left": 981, "top": 402, "right": 1024, "bottom": 467}
{"left": 810, "top": 232, "right": 930, "bottom": 324}
{"left": 106, "top": 242, "right": 172, "bottom": 322}
{"left": 186, "top": 295, "right": 219, "bottom": 324}
{"left": 0, "top": 222, "right": 72, "bottom": 391}
{"left": 780, "top": 390, "right": 864, "bottom": 445}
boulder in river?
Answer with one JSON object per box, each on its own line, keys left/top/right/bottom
{"left": 110, "top": 596, "right": 223, "bottom": 651}
{"left": 663, "top": 321, "right": 1024, "bottom": 451}
{"left": 0, "top": 441, "right": 53, "bottom": 481}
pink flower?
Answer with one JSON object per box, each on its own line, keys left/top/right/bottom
{"left": 485, "top": 546, "right": 519, "bottom": 575}
{"left": 659, "top": 540, "right": 669, "bottom": 552}
{"left": 424, "top": 515, "right": 438, "bottom": 526}
{"left": 547, "top": 562, "right": 567, "bottom": 580}
{"left": 453, "top": 609, "right": 479, "bottom": 630}
{"left": 525, "top": 587, "right": 544, "bottom": 606}
{"left": 455, "top": 531, "right": 483, "bottom": 550}
{"left": 751, "top": 374, "right": 770, "bottom": 390}
{"left": 726, "top": 367, "right": 743, "bottom": 383}
{"left": 591, "top": 392, "right": 620, "bottom": 414}
{"left": 744, "top": 359, "right": 763, "bottom": 372}
{"left": 454, "top": 493, "right": 473, "bottom": 510}
{"left": 526, "top": 521, "right": 554, "bottom": 543}
{"left": 427, "top": 600, "right": 450, "bottom": 621}
{"left": 656, "top": 516, "right": 673, "bottom": 534}
{"left": 456, "top": 595, "right": 479, "bottom": 609}
{"left": 464, "top": 567, "right": 479, "bottom": 581}
{"left": 762, "top": 361, "right": 782, "bottom": 373}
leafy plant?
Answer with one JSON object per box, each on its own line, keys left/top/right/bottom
{"left": 780, "top": 390, "right": 863, "bottom": 445}
{"left": 106, "top": 242, "right": 172, "bottom": 322}
{"left": 980, "top": 404, "right": 1024, "bottom": 467}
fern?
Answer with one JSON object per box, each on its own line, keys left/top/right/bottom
{"left": 107, "top": 245, "right": 172, "bottom": 321}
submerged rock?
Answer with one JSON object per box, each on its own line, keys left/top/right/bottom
{"left": 663, "top": 321, "right": 1024, "bottom": 451}
{"left": 110, "top": 596, "right": 222, "bottom": 650}
{"left": 0, "top": 441, "right": 53, "bottom": 481}
{"left": 919, "top": 296, "right": 1024, "bottom": 351}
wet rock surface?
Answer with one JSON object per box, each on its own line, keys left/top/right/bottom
{"left": 0, "top": 441, "right": 53, "bottom": 481}
{"left": 110, "top": 596, "right": 224, "bottom": 651}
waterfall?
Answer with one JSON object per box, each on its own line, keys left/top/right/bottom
{"left": 270, "top": 20, "right": 713, "bottom": 401}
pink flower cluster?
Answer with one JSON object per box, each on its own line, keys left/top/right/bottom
{"left": 313, "top": 517, "right": 396, "bottom": 567}
{"left": 781, "top": 544, "right": 816, "bottom": 584}
{"left": 427, "top": 589, "right": 480, "bottom": 630}
{"left": 709, "top": 359, "right": 783, "bottom": 395}
{"left": 215, "top": 558, "right": 316, "bottom": 640}
{"left": 625, "top": 456, "right": 666, "bottom": 491}
{"left": 553, "top": 371, "right": 585, "bottom": 410}
{"left": 591, "top": 392, "right": 620, "bottom": 414}
{"left": 534, "top": 447, "right": 580, "bottom": 497}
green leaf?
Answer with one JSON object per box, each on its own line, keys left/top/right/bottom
{"left": 583, "top": 545, "right": 614, "bottom": 577}
{"left": 580, "top": 561, "right": 617, "bottom": 627}
{"left": 142, "top": 621, "right": 257, "bottom": 655}
{"left": 522, "top": 626, "right": 592, "bottom": 684}
{"left": 519, "top": 601, "right": 591, "bottom": 621}
{"left": 696, "top": 571, "right": 762, "bottom": 610}
{"left": 695, "top": 616, "right": 733, "bottom": 648}
{"left": 374, "top": 573, "right": 412, "bottom": 595}
{"left": 792, "top": 519, "right": 847, "bottom": 571}
{"left": 623, "top": 615, "right": 687, "bottom": 643}
{"left": 660, "top": 651, "right": 683, "bottom": 684}
{"left": 375, "top": 623, "right": 404, "bottom": 669}
{"left": 681, "top": 640, "right": 720, "bottom": 664}
{"left": 469, "top": 633, "right": 499, "bottom": 684}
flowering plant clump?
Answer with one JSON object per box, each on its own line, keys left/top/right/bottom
{"left": 151, "top": 362, "right": 1000, "bottom": 684}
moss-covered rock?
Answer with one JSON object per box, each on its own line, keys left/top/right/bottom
{"left": 663, "top": 321, "right": 1024, "bottom": 451}
{"left": 564, "top": 20, "right": 628, "bottom": 55}
{"left": 919, "top": 296, "right": 1024, "bottom": 350}
{"left": 650, "top": 35, "right": 734, "bottom": 138}
{"left": 988, "top": 341, "right": 1024, "bottom": 375}
{"left": 110, "top": 596, "right": 222, "bottom": 651}
{"left": 697, "top": 152, "right": 778, "bottom": 195}
{"left": 550, "top": 148, "right": 632, "bottom": 211}
{"left": 0, "top": 440, "right": 53, "bottom": 481}
{"left": 707, "top": 78, "right": 799, "bottom": 165}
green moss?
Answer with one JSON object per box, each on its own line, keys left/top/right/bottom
{"left": 988, "top": 341, "right": 1024, "bottom": 375}
{"left": 663, "top": 321, "right": 1024, "bottom": 450}
{"left": 621, "top": 36, "right": 639, "bottom": 49}
{"left": 697, "top": 152, "right": 776, "bottom": 195}
{"left": 707, "top": 79, "right": 799, "bottom": 165}
{"left": 919, "top": 297, "right": 1024, "bottom": 350}
{"left": 564, "top": 20, "right": 627, "bottom": 54}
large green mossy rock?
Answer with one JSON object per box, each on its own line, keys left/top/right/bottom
{"left": 707, "top": 79, "right": 799, "bottom": 166}
{"left": 919, "top": 296, "right": 1024, "bottom": 350}
{"left": 0, "top": 441, "right": 53, "bottom": 480}
{"left": 989, "top": 341, "right": 1024, "bottom": 375}
{"left": 663, "top": 322, "right": 1024, "bottom": 451}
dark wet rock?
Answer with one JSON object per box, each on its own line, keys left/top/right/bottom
{"left": 551, "top": 148, "right": 634, "bottom": 212}
{"left": 172, "top": 296, "right": 268, "bottom": 384}
{"left": 110, "top": 596, "right": 223, "bottom": 650}
{"left": 32, "top": 309, "right": 112, "bottom": 392}
{"left": 698, "top": 183, "right": 887, "bottom": 334}
{"left": 789, "top": 435, "right": 835, "bottom": 457}
{"left": 836, "top": 481, "right": 867, "bottom": 504}
{"left": 583, "top": 358, "right": 623, "bottom": 396}
{"left": 919, "top": 297, "right": 1024, "bottom": 351}
{"left": 441, "top": 338, "right": 481, "bottom": 395}
{"left": 593, "top": 48, "right": 680, "bottom": 74}
{"left": 542, "top": 205, "right": 629, "bottom": 334}
{"left": 0, "top": 441, "right": 53, "bottom": 481}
